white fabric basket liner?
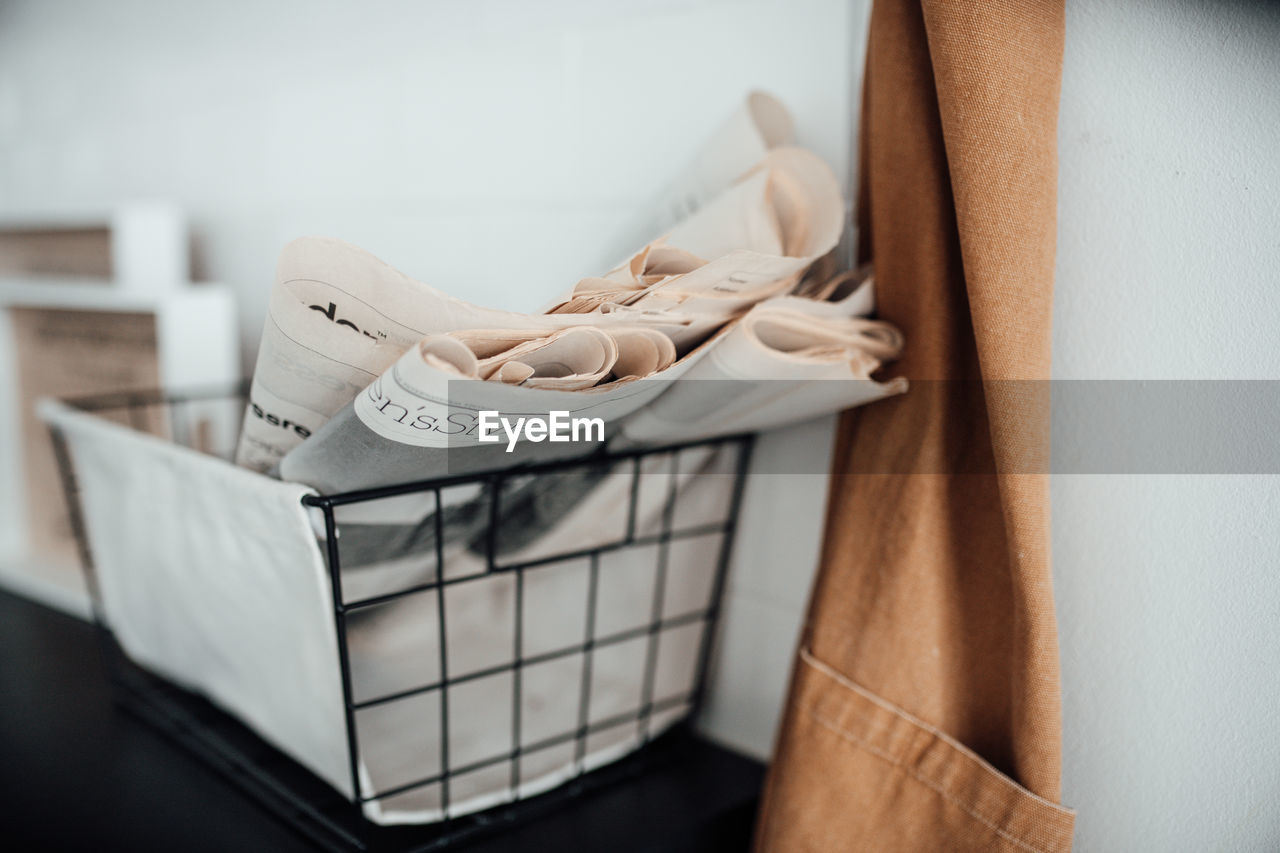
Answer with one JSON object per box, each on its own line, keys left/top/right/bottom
{"left": 39, "top": 398, "right": 734, "bottom": 825}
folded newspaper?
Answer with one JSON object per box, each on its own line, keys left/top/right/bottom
{"left": 233, "top": 91, "right": 907, "bottom": 568}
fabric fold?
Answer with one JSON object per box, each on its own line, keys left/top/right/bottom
{"left": 755, "top": 0, "right": 1073, "bottom": 849}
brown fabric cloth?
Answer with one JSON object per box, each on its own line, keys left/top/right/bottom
{"left": 753, "top": 1, "right": 1075, "bottom": 850}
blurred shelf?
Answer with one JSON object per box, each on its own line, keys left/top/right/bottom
{"left": 0, "top": 553, "right": 91, "bottom": 620}
{"left": 0, "top": 278, "right": 230, "bottom": 311}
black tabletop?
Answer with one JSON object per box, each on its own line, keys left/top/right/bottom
{"left": 0, "top": 589, "right": 764, "bottom": 852}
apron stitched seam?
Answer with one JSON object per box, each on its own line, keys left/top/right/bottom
{"left": 807, "top": 709, "right": 1054, "bottom": 853}
{"left": 800, "top": 647, "right": 1073, "bottom": 815}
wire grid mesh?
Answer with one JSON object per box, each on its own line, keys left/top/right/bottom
{"left": 49, "top": 384, "right": 754, "bottom": 852}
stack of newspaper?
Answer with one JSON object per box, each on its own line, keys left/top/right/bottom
{"left": 235, "top": 93, "right": 906, "bottom": 498}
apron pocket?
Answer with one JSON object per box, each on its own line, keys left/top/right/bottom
{"left": 757, "top": 648, "right": 1075, "bottom": 852}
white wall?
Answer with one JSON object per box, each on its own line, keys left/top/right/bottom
{"left": 0, "top": 0, "right": 857, "bottom": 360}
{"left": 1054, "top": 1, "right": 1280, "bottom": 850}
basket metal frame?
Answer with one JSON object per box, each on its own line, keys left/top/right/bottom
{"left": 49, "top": 384, "right": 754, "bottom": 852}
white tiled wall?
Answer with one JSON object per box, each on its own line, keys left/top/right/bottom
{"left": 699, "top": 415, "right": 840, "bottom": 758}
{"left": 0, "top": 0, "right": 866, "bottom": 761}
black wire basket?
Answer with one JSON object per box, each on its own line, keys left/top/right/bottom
{"left": 48, "top": 383, "right": 754, "bottom": 852}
